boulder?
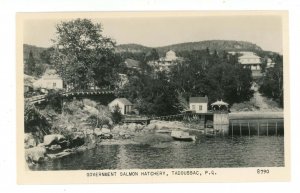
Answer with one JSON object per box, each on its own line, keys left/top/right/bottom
{"left": 144, "top": 123, "right": 156, "bottom": 131}
{"left": 135, "top": 124, "right": 144, "bottom": 132}
{"left": 43, "top": 134, "right": 65, "bottom": 146}
{"left": 127, "top": 123, "right": 137, "bottom": 132}
{"left": 102, "top": 124, "right": 109, "bottom": 129}
{"left": 94, "top": 128, "right": 102, "bottom": 136}
{"left": 25, "top": 146, "right": 46, "bottom": 163}
{"left": 101, "top": 128, "right": 111, "bottom": 134}
{"left": 24, "top": 133, "right": 37, "bottom": 149}
{"left": 85, "top": 129, "right": 94, "bottom": 135}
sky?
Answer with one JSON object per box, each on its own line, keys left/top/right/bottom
{"left": 23, "top": 14, "right": 283, "bottom": 53}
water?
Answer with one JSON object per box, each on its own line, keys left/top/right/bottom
{"left": 30, "top": 134, "right": 284, "bottom": 170}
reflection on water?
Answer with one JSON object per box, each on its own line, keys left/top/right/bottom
{"left": 30, "top": 135, "right": 284, "bottom": 171}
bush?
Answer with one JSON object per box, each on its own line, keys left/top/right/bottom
{"left": 24, "top": 101, "right": 50, "bottom": 134}
{"left": 63, "top": 100, "right": 84, "bottom": 115}
{"left": 83, "top": 99, "right": 97, "bottom": 108}
{"left": 46, "top": 89, "right": 63, "bottom": 113}
{"left": 111, "top": 105, "right": 123, "bottom": 124}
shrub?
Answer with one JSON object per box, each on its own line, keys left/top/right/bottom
{"left": 24, "top": 101, "right": 50, "bottom": 135}
{"left": 111, "top": 105, "right": 123, "bottom": 124}
{"left": 83, "top": 99, "right": 97, "bottom": 108}
{"left": 46, "top": 89, "right": 63, "bottom": 113}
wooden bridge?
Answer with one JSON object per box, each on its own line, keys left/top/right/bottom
{"left": 123, "top": 117, "right": 151, "bottom": 125}
{"left": 25, "top": 89, "right": 115, "bottom": 104}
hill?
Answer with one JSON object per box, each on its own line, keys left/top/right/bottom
{"left": 115, "top": 43, "right": 152, "bottom": 53}
{"left": 23, "top": 44, "right": 47, "bottom": 61}
{"left": 157, "top": 40, "right": 262, "bottom": 53}
{"left": 116, "top": 40, "right": 263, "bottom": 55}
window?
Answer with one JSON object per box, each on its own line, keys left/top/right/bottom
{"left": 199, "top": 105, "right": 202, "bottom": 110}
{"left": 192, "top": 105, "right": 195, "bottom": 110}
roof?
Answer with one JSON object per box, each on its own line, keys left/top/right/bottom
{"left": 189, "top": 96, "right": 208, "bottom": 103}
{"left": 112, "top": 98, "right": 133, "bottom": 106}
{"left": 211, "top": 100, "right": 229, "bottom": 107}
{"left": 42, "top": 69, "right": 61, "bottom": 79}
{"left": 124, "top": 59, "right": 140, "bottom": 69}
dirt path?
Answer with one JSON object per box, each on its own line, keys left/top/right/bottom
{"left": 231, "top": 83, "right": 282, "bottom": 112}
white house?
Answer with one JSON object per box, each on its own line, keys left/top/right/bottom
{"left": 238, "top": 51, "right": 261, "bottom": 70}
{"left": 149, "top": 50, "right": 183, "bottom": 72}
{"left": 108, "top": 98, "right": 133, "bottom": 115}
{"left": 229, "top": 51, "right": 263, "bottom": 78}
{"left": 189, "top": 96, "right": 208, "bottom": 113}
{"left": 33, "top": 69, "right": 63, "bottom": 90}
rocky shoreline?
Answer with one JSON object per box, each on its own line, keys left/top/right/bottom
{"left": 25, "top": 120, "right": 196, "bottom": 166}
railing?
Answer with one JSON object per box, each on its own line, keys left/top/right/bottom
{"left": 25, "top": 88, "right": 115, "bottom": 104}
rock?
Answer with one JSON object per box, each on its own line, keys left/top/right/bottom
{"left": 101, "top": 128, "right": 111, "bottom": 134}
{"left": 135, "top": 124, "right": 144, "bottom": 132}
{"left": 144, "top": 123, "right": 156, "bottom": 131}
{"left": 122, "top": 134, "right": 131, "bottom": 139}
{"left": 49, "top": 144, "right": 61, "bottom": 150}
{"left": 47, "top": 151, "right": 72, "bottom": 159}
{"left": 25, "top": 146, "right": 46, "bottom": 163}
{"left": 43, "top": 134, "right": 65, "bottom": 146}
{"left": 128, "top": 123, "right": 137, "bottom": 132}
{"left": 24, "top": 133, "right": 37, "bottom": 149}
{"left": 102, "top": 125, "right": 109, "bottom": 129}
{"left": 94, "top": 128, "right": 102, "bottom": 136}
{"left": 85, "top": 129, "right": 94, "bottom": 135}
{"left": 37, "top": 143, "right": 45, "bottom": 147}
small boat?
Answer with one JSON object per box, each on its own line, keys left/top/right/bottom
{"left": 171, "top": 131, "right": 196, "bottom": 141}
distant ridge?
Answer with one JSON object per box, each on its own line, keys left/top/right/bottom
{"left": 23, "top": 44, "right": 47, "bottom": 61}
{"left": 115, "top": 43, "right": 152, "bottom": 53}
{"left": 24, "top": 40, "right": 266, "bottom": 61}
{"left": 116, "top": 40, "right": 263, "bottom": 54}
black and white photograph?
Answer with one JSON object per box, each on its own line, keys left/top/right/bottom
{"left": 17, "top": 11, "right": 289, "bottom": 183}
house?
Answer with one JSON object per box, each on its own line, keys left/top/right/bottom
{"left": 189, "top": 96, "right": 208, "bottom": 113}
{"left": 108, "top": 98, "right": 133, "bottom": 115}
{"left": 33, "top": 69, "right": 63, "bottom": 90}
{"left": 150, "top": 50, "right": 184, "bottom": 72}
{"left": 229, "top": 51, "right": 262, "bottom": 78}
{"left": 238, "top": 52, "right": 261, "bottom": 69}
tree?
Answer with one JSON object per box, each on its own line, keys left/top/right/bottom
{"left": 40, "top": 47, "right": 55, "bottom": 65}
{"left": 111, "top": 105, "right": 123, "bottom": 124}
{"left": 45, "top": 89, "right": 63, "bottom": 113}
{"left": 51, "top": 18, "right": 117, "bottom": 90}
{"left": 144, "top": 48, "right": 159, "bottom": 62}
{"left": 26, "top": 50, "right": 36, "bottom": 76}
{"left": 24, "top": 101, "right": 49, "bottom": 134}
{"left": 259, "top": 54, "right": 283, "bottom": 107}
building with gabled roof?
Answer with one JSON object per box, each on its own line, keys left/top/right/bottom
{"left": 33, "top": 69, "right": 63, "bottom": 90}
{"left": 189, "top": 96, "right": 208, "bottom": 113}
